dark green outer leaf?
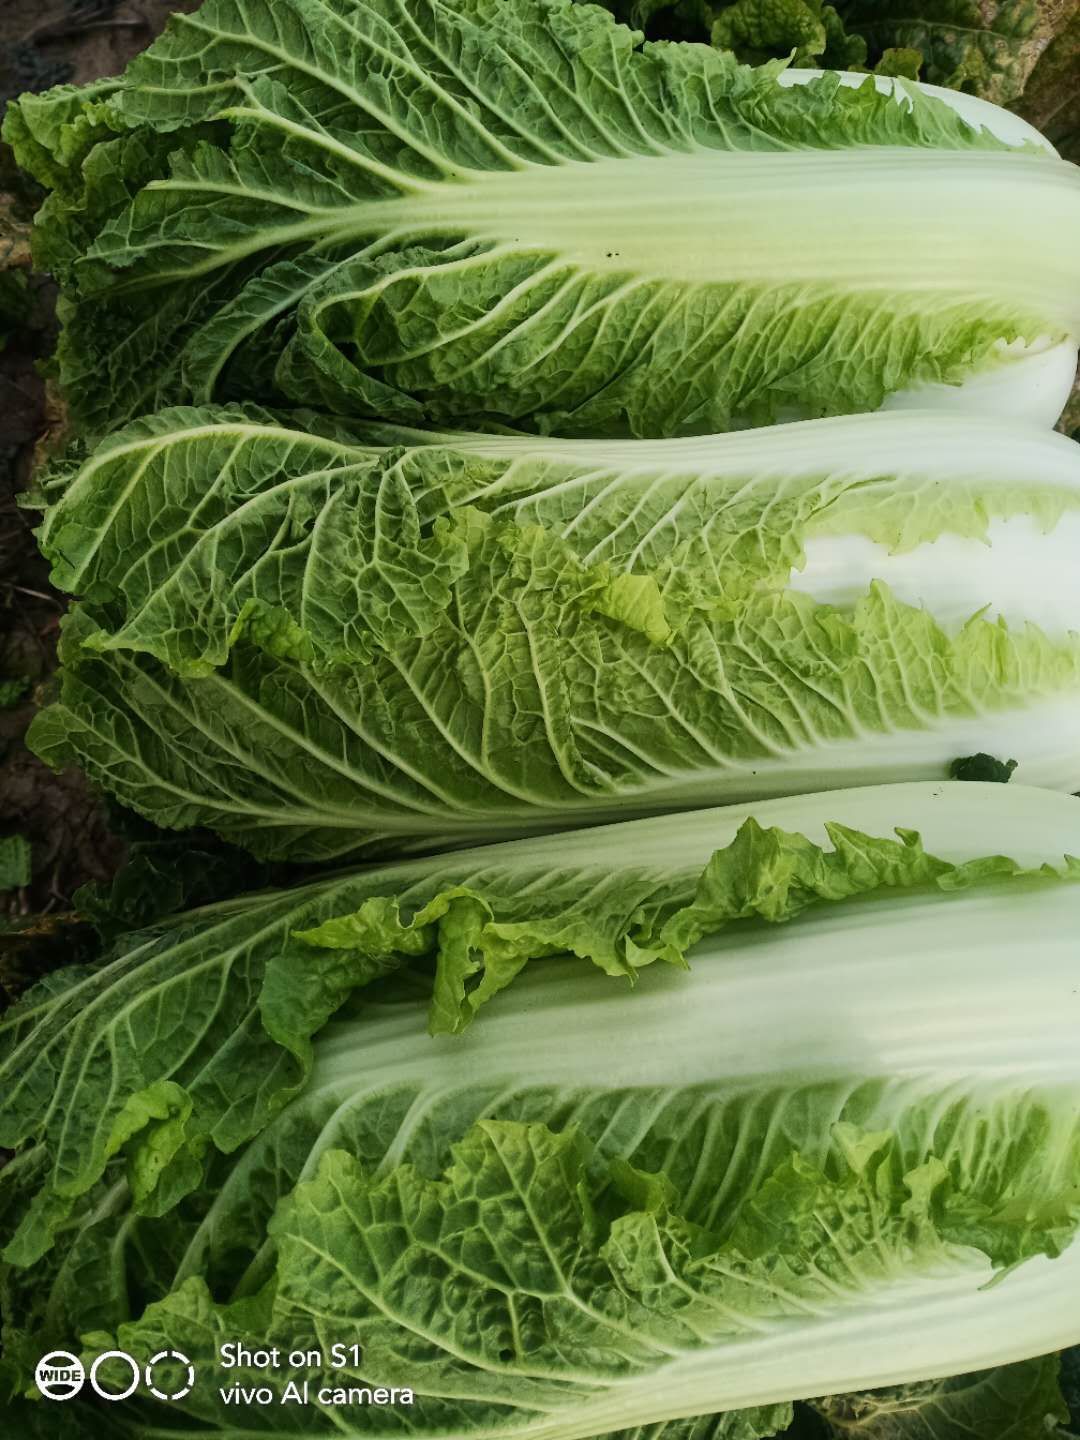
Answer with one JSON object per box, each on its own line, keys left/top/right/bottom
{"left": 813, "top": 1354, "right": 1068, "bottom": 1437}
{"left": 1013, "top": 6, "right": 1080, "bottom": 159}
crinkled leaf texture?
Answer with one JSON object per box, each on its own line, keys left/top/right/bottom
{"left": 838, "top": 1, "right": 1067, "bottom": 108}
{"left": 6, "top": 0, "right": 1080, "bottom": 437}
{"left": 28, "top": 407, "right": 1080, "bottom": 858}
{"left": 3, "top": 784, "right": 1080, "bottom": 1434}
{"left": 708, "top": 0, "right": 868, "bottom": 69}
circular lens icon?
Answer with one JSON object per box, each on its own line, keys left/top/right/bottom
{"left": 89, "top": 1350, "right": 141, "bottom": 1402}
{"left": 146, "top": 1349, "right": 195, "bottom": 1401}
{"left": 35, "top": 1351, "right": 85, "bottom": 1401}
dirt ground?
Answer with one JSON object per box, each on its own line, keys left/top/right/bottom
{"left": 0, "top": 0, "right": 197, "bottom": 98}
{"left": 0, "top": 2, "right": 200, "bottom": 924}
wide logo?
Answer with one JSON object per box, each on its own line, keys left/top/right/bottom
{"left": 34, "top": 1351, "right": 85, "bottom": 1402}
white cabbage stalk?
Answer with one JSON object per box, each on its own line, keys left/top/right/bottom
{"left": 780, "top": 68, "right": 1077, "bottom": 426}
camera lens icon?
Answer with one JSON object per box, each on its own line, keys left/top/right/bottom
{"left": 146, "top": 1349, "right": 196, "bottom": 1401}
{"left": 34, "top": 1351, "right": 85, "bottom": 1401}
{"left": 91, "top": 1349, "right": 195, "bottom": 1402}
{"left": 89, "top": 1351, "right": 142, "bottom": 1402}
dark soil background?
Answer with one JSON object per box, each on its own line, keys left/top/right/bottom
{"left": 0, "top": 2, "right": 200, "bottom": 933}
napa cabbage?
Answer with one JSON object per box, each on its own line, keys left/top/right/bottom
{"left": 2, "top": 783, "right": 1080, "bottom": 1435}
{"left": 6, "top": 0, "right": 1080, "bottom": 437}
{"left": 28, "top": 407, "right": 1080, "bottom": 859}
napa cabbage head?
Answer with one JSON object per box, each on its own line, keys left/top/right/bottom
{"left": 2, "top": 784, "right": 1080, "bottom": 1436}
{"left": 5, "top": 0, "right": 1080, "bottom": 437}
{"left": 27, "top": 407, "right": 1080, "bottom": 859}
